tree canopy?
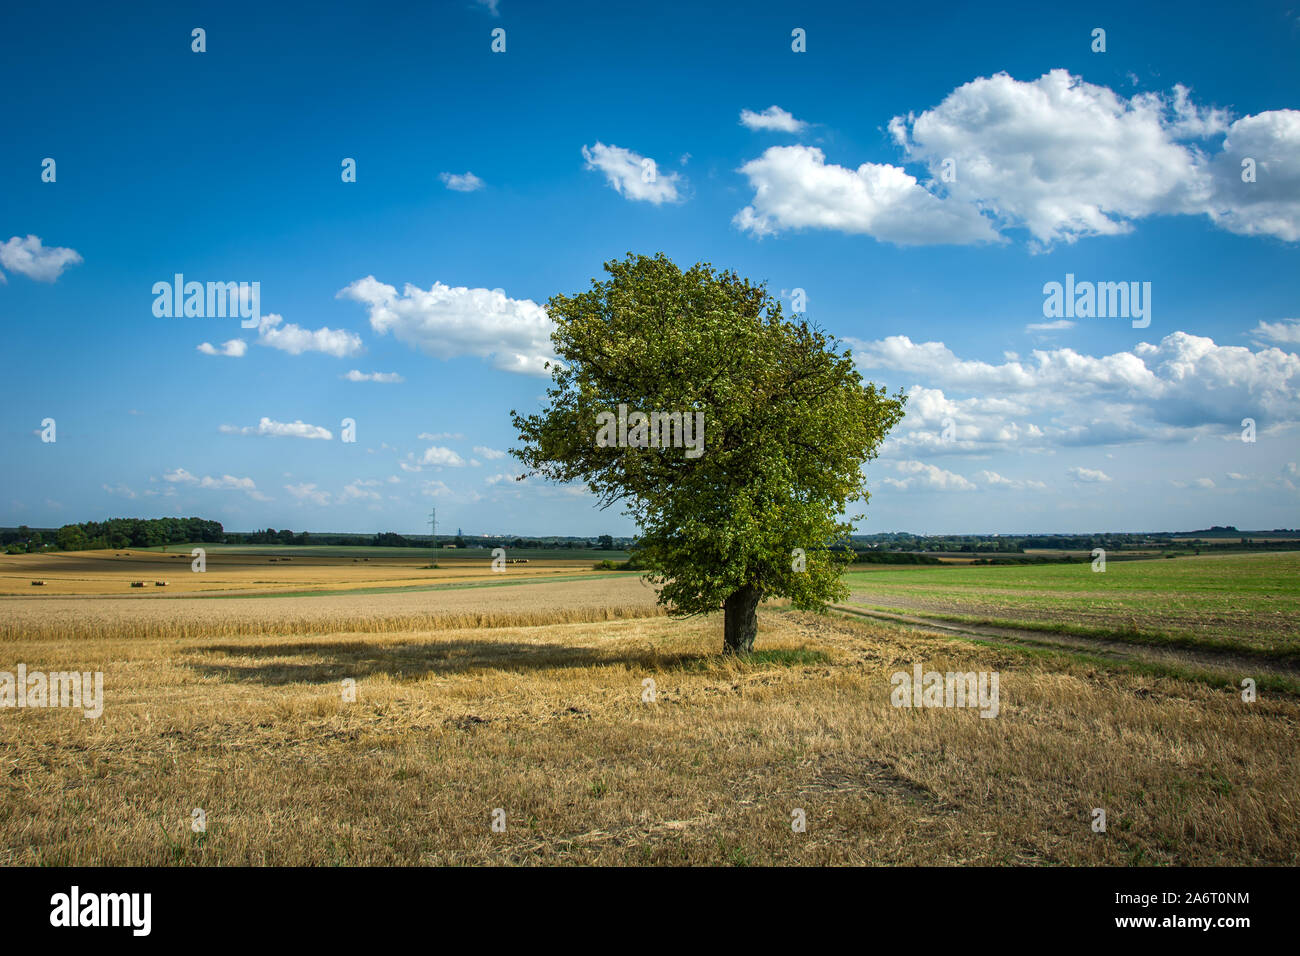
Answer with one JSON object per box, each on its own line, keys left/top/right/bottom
{"left": 512, "top": 253, "right": 906, "bottom": 653}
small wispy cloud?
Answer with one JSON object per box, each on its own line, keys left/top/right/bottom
{"left": 219, "top": 417, "right": 334, "bottom": 440}
{"left": 440, "top": 171, "right": 485, "bottom": 192}
{"left": 340, "top": 479, "right": 382, "bottom": 502}
{"left": 1068, "top": 466, "right": 1112, "bottom": 483}
{"left": 739, "top": 105, "right": 807, "bottom": 133}
{"left": 285, "top": 482, "right": 330, "bottom": 505}
{"left": 197, "top": 339, "right": 248, "bottom": 357}
{"left": 162, "top": 468, "right": 270, "bottom": 500}
{"left": 343, "top": 369, "right": 403, "bottom": 383}
{"left": 976, "top": 470, "right": 1047, "bottom": 491}
{"left": 1250, "top": 319, "right": 1300, "bottom": 346}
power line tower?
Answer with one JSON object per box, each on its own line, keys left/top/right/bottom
{"left": 428, "top": 507, "right": 437, "bottom": 565}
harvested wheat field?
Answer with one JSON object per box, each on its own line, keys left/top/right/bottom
{"left": 2, "top": 572, "right": 1296, "bottom": 866}
{"left": 0, "top": 548, "right": 606, "bottom": 596}
{"left": 0, "top": 574, "right": 662, "bottom": 642}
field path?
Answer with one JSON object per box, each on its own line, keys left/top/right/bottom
{"left": 833, "top": 604, "right": 1300, "bottom": 681}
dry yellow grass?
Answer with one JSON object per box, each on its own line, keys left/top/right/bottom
{"left": 2, "top": 582, "right": 1296, "bottom": 865}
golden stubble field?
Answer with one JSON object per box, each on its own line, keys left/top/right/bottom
{"left": 1, "top": 557, "right": 1297, "bottom": 866}
{"left": 0, "top": 549, "right": 596, "bottom": 596}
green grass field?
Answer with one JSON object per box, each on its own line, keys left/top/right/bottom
{"left": 843, "top": 551, "right": 1300, "bottom": 662}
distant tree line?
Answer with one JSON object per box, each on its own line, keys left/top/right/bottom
{"left": 11, "top": 520, "right": 1287, "bottom": 557}
{"left": 224, "top": 528, "right": 312, "bottom": 546}
{"left": 851, "top": 551, "right": 943, "bottom": 564}
{"left": 854, "top": 533, "right": 1167, "bottom": 552}
{"left": 348, "top": 531, "right": 623, "bottom": 550}
{"left": 222, "top": 530, "right": 627, "bottom": 550}
{"left": 1, "top": 521, "right": 633, "bottom": 553}
{"left": 3, "top": 517, "right": 224, "bottom": 553}
{"left": 849, "top": 531, "right": 1298, "bottom": 556}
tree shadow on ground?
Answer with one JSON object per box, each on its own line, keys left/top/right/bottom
{"left": 183, "top": 638, "right": 725, "bottom": 686}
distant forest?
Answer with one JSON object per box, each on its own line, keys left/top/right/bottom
{"left": 2, "top": 518, "right": 1296, "bottom": 556}
{"left": 3, "top": 517, "right": 224, "bottom": 553}
{"left": 0, "top": 518, "right": 628, "bottom": 554}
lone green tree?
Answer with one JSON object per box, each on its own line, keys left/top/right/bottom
{"left": 511, "top": 254, "right": 905, "bottom": 654}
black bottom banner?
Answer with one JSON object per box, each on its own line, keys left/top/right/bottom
{"left": 0, "top": 865, "right": 1278, "bottom": 943}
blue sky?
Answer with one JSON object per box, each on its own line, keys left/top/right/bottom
{"left": 3, "top": 0, "right": 1298, "bottom": 536}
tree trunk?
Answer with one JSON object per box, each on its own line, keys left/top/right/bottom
{"left": 723, "top": 583, "right": 761, "bottom": 655}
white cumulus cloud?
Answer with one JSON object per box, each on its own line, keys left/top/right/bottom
{"left": 420, "top": 446, "right": 466, "bottom": 467}
{"left": 888, "top": 70, "right": 1300, "bottom": 246}
{"left": 0, "top": 235, "right": 83, "bottom": 282}
{"left": 733, "top": 145, "right": 998, "bottom": 244}
{"left": 256, "top": 313, "right": 362, "bottom": 357}
{"left": 853, "top": 330, "right": 1300, "bottom": 457}
{"left": 739, "top": 105, "right": 807, "bottom": 133}
{"left": 1202, "top": 110, "right": 1300, "bottom": 241}
{"left": 339, "top": 276, "right": 556, "bottom": 375}
{"left": 581, "top": 142, "right": 683, "bottom": 204}
{"left": 880, "top": 460, "right": 977, "bottom": 491}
